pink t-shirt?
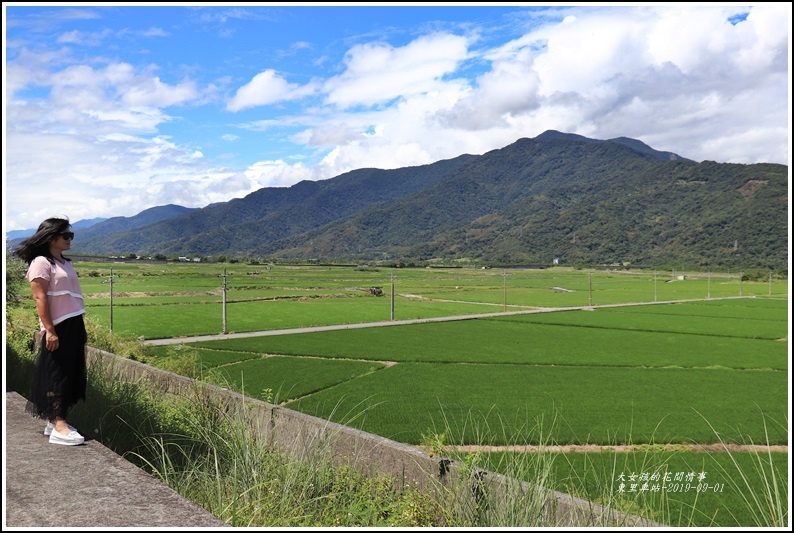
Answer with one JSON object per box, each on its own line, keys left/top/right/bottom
{"left": 25, "top": 256, "right": 86, "bottom": 330}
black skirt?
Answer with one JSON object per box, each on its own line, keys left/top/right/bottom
{"left": 26, "top": 314, "right": 88, "bottom": 421}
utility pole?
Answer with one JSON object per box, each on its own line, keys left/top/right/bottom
{"left": 390, "top": 273, "right": 396, "bottom": 321}
{"left": 220, "top": 268, "right": 228, "bottom": 334}
{"left": 503, "top": 271, "right": 507, "bottom": 311}
{"left": 102, "top": 268, "right": 118, "bottom": 332}
{"left": 588, "top": 271, "right": 593, "bottom": 307}
{"left": 707, "top": 272, "right": 711, "bottom": 299}
{"left": 654, "top": 270, "right": 657, "bottom": 302}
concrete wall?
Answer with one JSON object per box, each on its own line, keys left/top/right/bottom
{"left": 84, "top": 344, "right": 663, "bottom": 527}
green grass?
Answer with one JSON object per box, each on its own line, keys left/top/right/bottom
{"left": 6, "top": 267, "right": 788, "bottom": 528}
{"left": 208, "top": 354, "right": 386, "bottom": 403}
{"left": 497, "top": 308, "right": 786, "bottom": 340}
{"left": 67, "top": 263, "right": 789, "bottom": 341}
{"left": 13, "top": 261, "right": 790, "bottom": 526}
{"left": 283, "top": 363, "right": 787, "bottom": 446}
{"left": 85, "top": 295, "right": 501, "bottom": 338}
{"left": 148, "top": 341, "right": 787, "bottom": 447}
{"left": 136, "top": 297, "right": 786, "bottom": 449}
{"left": 190, "top": 316, "right": 787, "bottom": 369}
{"left": 4, "top": 324, "right": 447, "bottom": 527}
{"left": 593, "top": 296, "right": 788, "bottom": 318}
{"left": 475, "top": 450, "right": 788, "bottom": 527}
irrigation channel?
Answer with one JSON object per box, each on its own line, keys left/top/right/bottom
{"left": 142, "top": 295, "right": 788, "bottom": 454}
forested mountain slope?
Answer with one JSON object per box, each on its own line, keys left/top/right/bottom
{"left": 68, "top": 131, "right": 788, "bottom": 270}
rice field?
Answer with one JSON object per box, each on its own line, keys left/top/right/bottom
{"left": 70, "top": 262, "right": 791, "bottom": 526}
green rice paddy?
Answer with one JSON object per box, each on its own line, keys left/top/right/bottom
{"left": 74, "top": 261, "right": 789, "bottom": 526}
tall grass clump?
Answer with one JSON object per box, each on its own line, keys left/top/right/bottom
{"left": 420, "top": 406, "right": 658, "bottom": 527}
{"left": 478, "top": 411, "right": 789, "bottom": 528}
{"left": 82, "top": 317, "right": 157, "bottom": 363}
{"left": 143, "top": 343, "right": 208, "bottom": 381}
{"left": 5, "top": 306, "right": 40, "bottom": 393}
{"left": 443, "top": 411, "right": 556, "bottom": 527}
{"left": 550, "top": 443, "right": 684, "bottom": 525}
{"left": 695, "top": 410, "right": 788, "bottom": 527}
{"left": 125, "top": 387, "right": 445, "bottom": 527}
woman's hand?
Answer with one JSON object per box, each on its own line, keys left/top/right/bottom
{"left": 45, "top": 330, "right": 60, "bottom": 352}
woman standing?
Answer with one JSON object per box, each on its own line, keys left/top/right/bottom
{"left": 13, "top": 217, "right": 87, "bottom": 445}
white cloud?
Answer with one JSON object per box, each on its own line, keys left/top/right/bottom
{"left": 227, "top": 70, "right": 316, "bottom": 111}
{"left": 3, "top": 4, "right": 789, "bottom": 232}
{"left": 121, "top": 77, "right": 198, "bottom": 107}
{"left": 323, "top": 32, "right": 471, "bottom": 108}
{"left": 245, "top": 160, "right": 314, "bottom": 188}
{"left": 434, "top": 47, "right": 541, "bottom": 131}
{"left": 141, "top": 27, "right": 168, "bottom": 38}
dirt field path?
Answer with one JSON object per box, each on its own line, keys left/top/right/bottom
{"left": 445, "top": 443, "right": 788, "bottom": 453}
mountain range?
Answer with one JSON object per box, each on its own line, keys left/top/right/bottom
{"left": 9, "top": 131, "right": 788, "bottom": 270}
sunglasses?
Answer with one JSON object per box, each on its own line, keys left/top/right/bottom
{"left": 58, "top": 231, "right": 75, "bottom": 240}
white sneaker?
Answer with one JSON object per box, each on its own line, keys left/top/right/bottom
{"left": 49, "top": 429, "right": 85, "bottom": 446}
{"left": 44, "top": 421, "right": 77, "bottom": 436}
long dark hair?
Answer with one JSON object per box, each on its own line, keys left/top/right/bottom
{"left": 13, "top": 217, "right": 73, "bottom": 265}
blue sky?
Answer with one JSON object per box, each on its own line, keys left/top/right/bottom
{"left": 3, "top": 3, "right": 791, "bottom": 232}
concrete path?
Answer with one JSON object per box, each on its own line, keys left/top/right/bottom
{"left": 142, "top": 297, "right": 752, "bottom": 346}
{"left": 4, "top": 392, "right": 228, "bottom": 528}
